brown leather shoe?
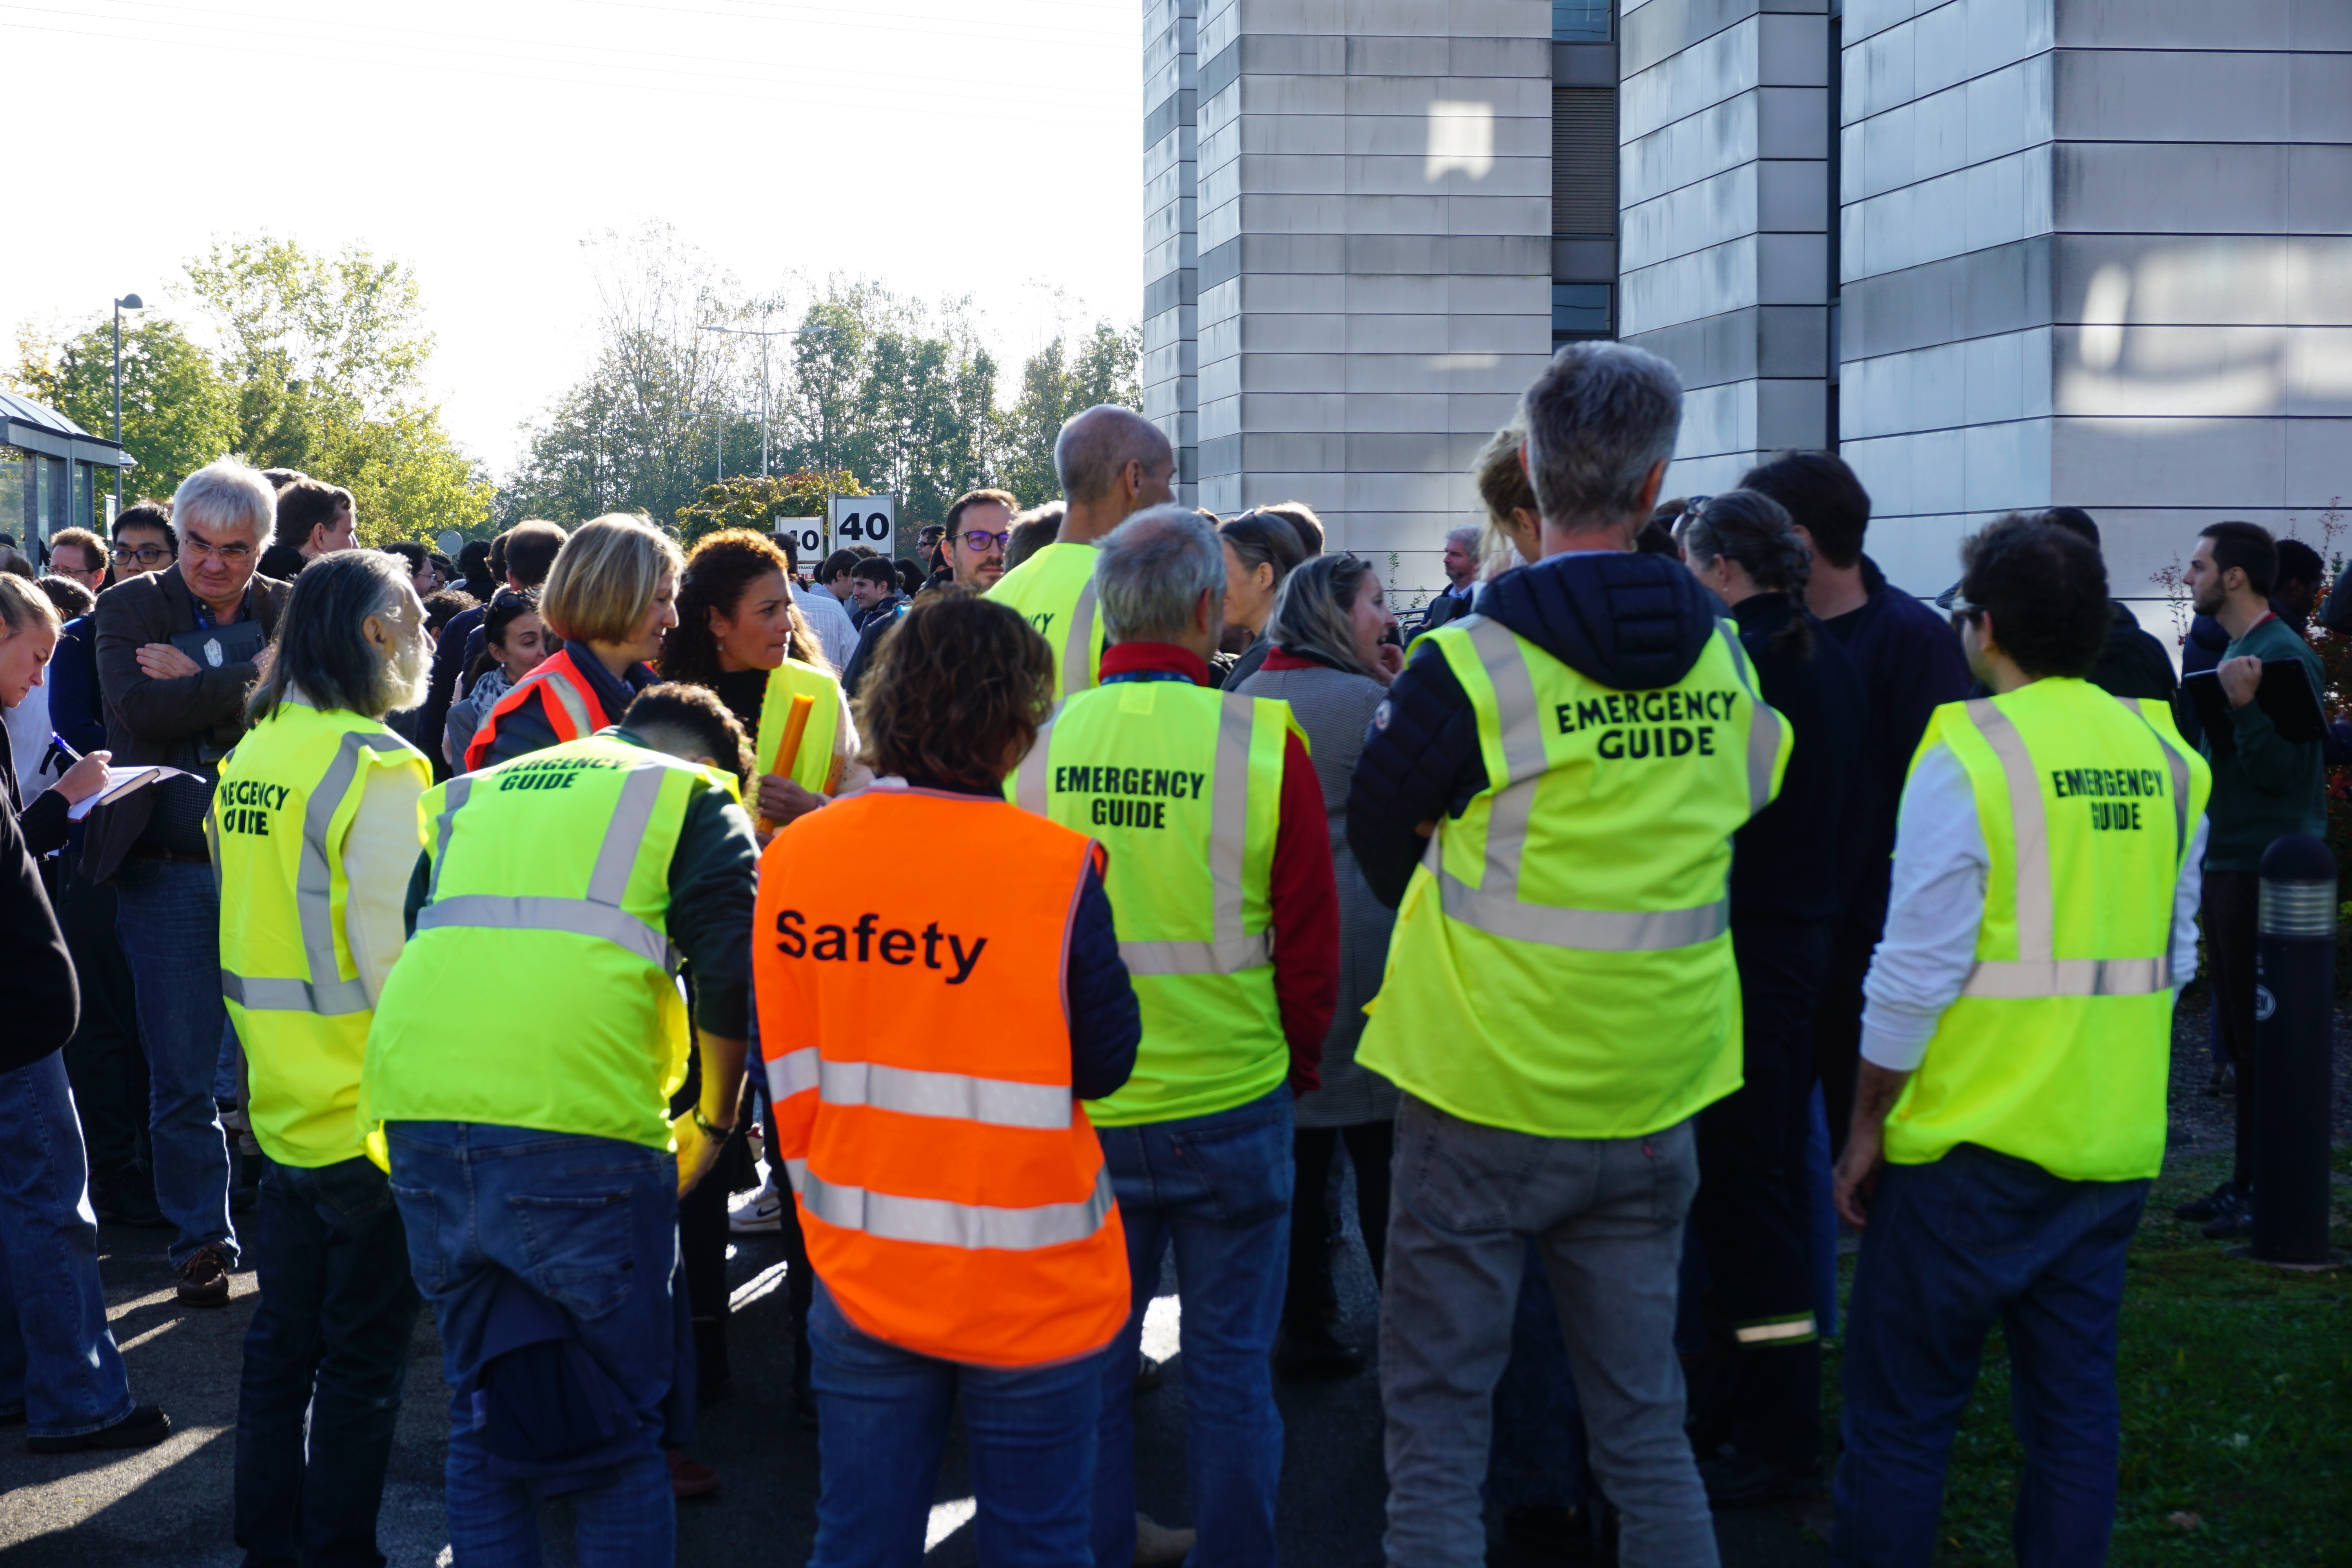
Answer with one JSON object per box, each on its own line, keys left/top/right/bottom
{"left": 667, "top": 1449, "right": 721, "bottom": 1499}
{"left": 176, "top": 1243, "right": 232, "bottom": 1309}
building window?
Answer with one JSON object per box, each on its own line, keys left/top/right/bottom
{"left": 1553, "top": 0, "right": 1611, "bottom": 42}
{"left": 1553, "top": 283, "right": 1612, "bottom": 340}
{"left": 1552, "top": 87, "right": 1616, "bottom": 237}
{"left": 0, "top": 450, "right": 24, "bottom": 545}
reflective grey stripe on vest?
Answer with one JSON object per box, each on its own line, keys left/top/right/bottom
{"left": 1015, "top": 684, "right": 1271, "bottom": 976}
{"left": 1957, "top": 695, "right": 2179, "bottom": 1000}
{"left": 824, "top": 1058, "right": 1073, "bottom": 1130}
{"left": 1058, "top": 580, "right": 1099, "bottom": 707}
{"left": 413, "top": 756, "right": 683, "bottom": 974}
{"left": 795, "top": 1160, "right": 1115, "bottom": 1252}
{"left": 425, "top": 774, "right": 472, "bottom": 904}
{"left": 527, "top": 659, "right": 595, "bottom": 738}
{"left": 222, "top": 728, "right": 411, "bottom": 1018}
{"left": 1715, "top": 620, "right": 1783, "bottom": 815}
{"left": 1435, "top": 615, "right": 1729, "bottom": 953}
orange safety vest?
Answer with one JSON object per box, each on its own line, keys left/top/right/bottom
{"left": 754, "top": 783, "right": 1130, "bottom": 1367}
{"left": 464, "top": 647, "right": 611, "bottom": 772}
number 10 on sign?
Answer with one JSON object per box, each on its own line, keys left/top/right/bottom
{"left": 828, "top": 495, "right": 895, "bottom": 555}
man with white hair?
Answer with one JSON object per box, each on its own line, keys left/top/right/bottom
{"left": 1419, "top": 524, "right": 1483, "bottom": 633}
{"left": 1013, "top": 505, "right": 1338, "bottom": 1568}
{"left": 91, "top": 458, "right": 292, "bottom": 1308}
{"left": 987, "top": 405, "right": 1175, "bottom": 702}
{"left": 1348, "top": 343, "right": 1792, "bottom": 1568}
{"left": 211, "top": 550, "right": 433, "bottom": 1565}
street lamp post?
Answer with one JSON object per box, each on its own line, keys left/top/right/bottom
{"left": 111, "top": 293, "right": 143, "bottom": 503}
{"left": 697, "top": 322, "right": 803, "bottom": 480}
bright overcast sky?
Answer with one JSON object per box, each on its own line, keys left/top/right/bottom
{"left": 0, "top": 0, "right": 1142, "bottom": 471}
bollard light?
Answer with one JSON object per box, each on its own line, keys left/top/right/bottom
{"left": 2248, "top": 833, "right": 2341, "bottom": 1267}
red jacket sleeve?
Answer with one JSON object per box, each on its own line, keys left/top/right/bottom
{"left": 1269, "top": 729, "right": 1339, "bottom": 1095}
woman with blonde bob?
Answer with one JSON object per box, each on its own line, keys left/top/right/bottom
{"left": 465, "top": 514, "right": 683, "bottom": 771}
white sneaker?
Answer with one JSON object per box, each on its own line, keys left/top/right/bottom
{"left": 729, "top": 1179, "right": 784, "bottom": 1235}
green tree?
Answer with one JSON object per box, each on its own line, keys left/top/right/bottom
{"left": 183, "top": 235, "right": 492, "bottom": 542}
{"left": 997, "top": 319, "right": 1143, "bottom": 506}
{"left": 11, "top": 315, "right": 236, "bottom": 505}
{"left": 673, "top": 470, "right": 865, "bottom": 549}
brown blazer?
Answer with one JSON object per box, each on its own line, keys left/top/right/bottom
{"left": 85, "top": 567, "right": 291, "bottom": 884}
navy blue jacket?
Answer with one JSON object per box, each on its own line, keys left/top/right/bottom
{"left": 1727, "top": 593, "right": 1866, "bottom": 922}
{"left": 1347, "top": 550, "right": 1729, "bottom": 909}
{"left": 49, "top": 613, "right": 108, "bottom": 759}
{"left": 1818, "top": 556, "right": 1973, "bottom": 936}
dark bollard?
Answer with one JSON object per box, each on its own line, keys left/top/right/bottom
{"left": 2250, "top": 833, "right": 2338, "bottom": 1267}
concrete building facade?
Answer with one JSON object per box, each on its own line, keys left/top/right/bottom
{"left": 1145, "top": 0, "right": 2352, "bottom": 604}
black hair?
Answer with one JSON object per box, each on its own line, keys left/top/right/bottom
{"left": 773, "top": 533, "right": 800, "bottom": 573}
{"left": 851, "top": 556, "right": 898, "bottom": 587}
{"left": 248, "top": 550, "right": 411, "bottom": 722}
{"left": 503, "top": 521, "right": 567, "bottom": 589}
{"left": 1958, "top": 514, "right": 2110, "bottom": 680}
{"left": 458, "top": 538, "right": 493, "bottom": 583}
{"left": 277, "top": 479, "right": 354, "bottom": 547}
{"left": 1678, "top": 490, "right": 1815, "bottom": 658}
{"left": 381, "top": 541, "right": 427, "bottom": 573}
{"left": 113, "top": 501, "right": 175, "bottom": 548}
{"left": 895, "top": 559, "right": 924, "bottom": 595}
{"left": 1738, "top": 451, "right": 1871, "bottom": 570}
{"left": 622, "top": 682, "right": 753, "bottom": 788}
{"left": 467, "top": 588, "right": 544, "bottom": 686}
{"left": 818, "top": 546, "right": 872, "bottom": 581}
{"left": 2199, "top": 520, "right": 2278, "bottom": 597}
{"left": 422, "top": 588, "right": 477, "bottom": 635}
{"left": 2275, "top": 537, "right": 2323, "bottom": 591}
{"left": 1634, "top": 519, "right": 1679, "bottom": 556}
{"left": 2042, "top": 507, "right": 2099, "bottom": 550}
{"left": 1221, "top": 511, "right": 1307, "bottom": 584}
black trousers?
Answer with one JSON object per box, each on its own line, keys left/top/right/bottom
{"left": 1811, "top": 882, "right": 1886, "bottom": 1159}
{"left": 1691, "top": 917, "right": 1833, "bottom": 1466}
{"left": 2201, "top": 870, "right": 2262, "bottom": 1192}
{"left": 1283, "top": 1120, "right": 1394, "bottom": 1332}
{"left": 55, "top": 858, "right": 150, "bottom": 1189}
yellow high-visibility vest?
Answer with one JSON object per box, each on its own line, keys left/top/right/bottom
{"left": 987, "top": 542, "right": 1103, "bottom": 704}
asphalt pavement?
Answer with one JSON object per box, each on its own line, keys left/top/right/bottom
{"left": 0, "top": 1172, "right": 1827, "bottom": 1566}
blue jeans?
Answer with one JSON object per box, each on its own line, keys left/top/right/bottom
{"left": 387, "top": 1123, "right": 687, "bottom": 1568}
{"left": 0, "top": 1051, "right": 134, "bottom": 1438}
{"left": 1380, "top": 1096, "right": 1716, "bottom": 1568}
{"left": 809, "top": 1288, "right": 1107, "bottom": 1568}
{"left": 235, "top": 1156, "right": 422, "bottom": 1568}
{"left": 1834, "top": 1144, "right": 2148, "bottom": 1568}
{"left": 1089, "top": 1086, "right": 1293, "bottom": 1568}
{"left": 115, "top": 858, "right": 238, "bottom": 1267}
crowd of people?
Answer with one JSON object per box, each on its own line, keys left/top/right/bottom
{"left": 0, "top": 336, "right": 2329, "bottom": 1568}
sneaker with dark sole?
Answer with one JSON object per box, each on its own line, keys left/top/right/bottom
{"left": 1700, "top": 1444, "right": 1824, "bottom": 1507}
{"left": 2202, "top": 1208, "right": 2256, "bottom": 1241}
{"left": 27, "top": 1405, "right": 172, "bottom": 1454}
{"left": 2173, "top": 1181, "right": 2243, "bottom": 1223}
{"left": 176, "top": 1243, "right": 234, "bottom": 1309}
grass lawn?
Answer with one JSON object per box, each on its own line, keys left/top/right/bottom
{"left": 1821, "top": 1146, "right": 2352, "bottom": 1566}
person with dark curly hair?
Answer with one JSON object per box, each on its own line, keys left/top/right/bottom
{"left": 662, "top": 529, "right": 869, "bottom": 838}
{"left": 754, "top": 590, "right": 1141, "bottom": 1564}
{"left": 1673, "top": 490, "right": 1867, "bottom": 1504}
{"left": 1831, "top": 514, "right": 2211, "bottom": 1567}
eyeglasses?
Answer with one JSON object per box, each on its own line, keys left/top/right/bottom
{"left": 959, "top": 530, "right": 1011, "bottom": 551}
{"left": 181, "top": 536, "right": 255, "bottom": 564}
{"left": 111, "top": 544, "right": 171, "bottom": 566}
{"left": 1947, "top": 594, "right": 1983, "bottom": 632}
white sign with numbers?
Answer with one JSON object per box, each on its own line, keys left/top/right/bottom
{"left": 775, "top": 516, "right": 827, "bottom": 563}
{"left": 829, "top": 495, "right": 896, "bottom": 556}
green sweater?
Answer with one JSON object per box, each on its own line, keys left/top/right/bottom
{"left": 2199, "top": 616, "right": 2328, "bottom": 874}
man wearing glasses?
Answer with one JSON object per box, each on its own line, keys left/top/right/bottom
{"left": 934, "top": 488, "right": 1015, "bottom": 594}
{"left": 88, "top": 461, "right": 294, "bottom": 1310}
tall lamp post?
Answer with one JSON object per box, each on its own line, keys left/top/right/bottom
{"left": 111, "top": 293, "right": 143, "bottom": 504}
{"left": 697, "top": 322, "right": 802, "bottom": 479}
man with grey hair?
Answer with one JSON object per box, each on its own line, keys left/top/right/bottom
{"left": 91, "top": 457, "right": 292, "bottom": 1307}
{"left": 987, "top": 405, "right": 1174, "bottom": 701}
{"left": 1347, "top": 342, "right": 1792, "bottom": 1568}
{"left": 1419, "top": 523, "right": 1484, "bottom": 632}
{"left": 210, "top": 550, "right": 432, "bottom": 1565}
{"left": 1012, "top": 505, "right": 1337, "bottom": 1568}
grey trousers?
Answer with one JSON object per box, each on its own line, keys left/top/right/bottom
{"left": 1379, "top": 1094, "right": 1719, "bottom": 1568}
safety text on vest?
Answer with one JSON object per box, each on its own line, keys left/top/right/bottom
{"left": 773, "top": 909, "right": 988, "bottom": 984}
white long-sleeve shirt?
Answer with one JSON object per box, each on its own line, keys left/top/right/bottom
{"left": 1859, "top": 740, "right": 2208, "bottom": 1072}
{"left": 791, "top": 583, "right": 860, "bottom": 676}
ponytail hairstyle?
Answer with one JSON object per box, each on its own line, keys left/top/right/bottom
{"left": 468, "top": 587, "right": 545, "bottom": 687}
{"left": 1676, "top": 488, "right": 1815, "bottom": 659}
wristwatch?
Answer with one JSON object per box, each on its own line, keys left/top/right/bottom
{"left": 689, "top": 1106, "right": 733, "bottom": 1139}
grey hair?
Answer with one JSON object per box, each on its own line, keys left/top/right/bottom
{"left": 248, "top": 550, "right": 412, "bottom": 723}
{"left": 1268, "top": 555, "right": 1381, "bottom": 680}
{"left": 1095, "top": 505, "right": 1225, "bottom": 644}
{"left": 1521, "top": 341, "right": 1683, "bottom": 527}
{"left": 1443, "top": 524, "right": 1481, "bottom": 552}
{"left": 172, "top": 458, "right": 278, "bottom": 552}
{"left": 1054, "top": 406, "right": 1172, "bottom": 505}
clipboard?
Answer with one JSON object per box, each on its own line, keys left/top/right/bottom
{"left": 169, "top": 620, "right": 266, "bottom": 671}
{"left": 2180, "top": 660, "right": 2328, "bottom": 752}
